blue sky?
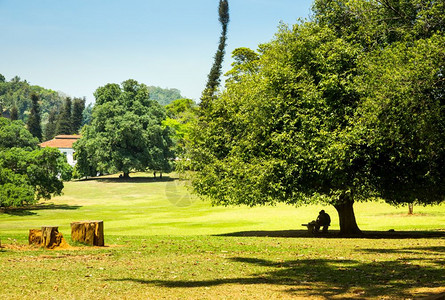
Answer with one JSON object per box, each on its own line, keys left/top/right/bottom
{"left": 0, "top": 0, "right": 313, "bottom": 103}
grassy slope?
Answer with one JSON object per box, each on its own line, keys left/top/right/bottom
{"left": 0, "top": 173, "right": 444, "bottom": 237}
{"left": 0, "top": 173, "right": 444, "bottom": 299}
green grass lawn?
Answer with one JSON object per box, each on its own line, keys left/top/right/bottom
{"left": 1, "top": 173, "right": 444, "bottom": 299}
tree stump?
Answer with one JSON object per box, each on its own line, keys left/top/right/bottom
{"left": 71, "top": 221, "right": 104, "bottom": 246}
{"left": 29, "top": 227, "right": 67, "bottom": 249}
{"left": 29, "top": 229, "right": 42, "bottom": 245}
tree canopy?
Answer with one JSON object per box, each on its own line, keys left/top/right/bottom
{"left": 0, "top": 75, "right": 64, "bottom": 123}
{"left": 189, "top": 0, "right": 444, "bottom": 234}
{"left": 0, "top": 117, "right": 71, "bottom": 207}
{"left": 163, "top": 98, "right": 197, "bottom": 162}
{"left": 74, "top": 79, "right": 175, "bottom": 178}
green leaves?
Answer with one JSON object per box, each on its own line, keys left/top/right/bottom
{"left": 0, "top": 118, "right": 38, "bottom": 150}
{"left": 354, "top": 34, "right": 445, "bottom": 204}
{"left": 0, "top": 119, "right": 71, "bottom": 207}
{"left": 190, "top": 0, "right": 444, "bottom": 234}
{"left": 74, "top": 79, "right": 175, "bottom": 178}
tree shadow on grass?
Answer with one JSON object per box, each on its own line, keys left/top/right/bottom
{"left": 107, "top": 247, "right": 444, "bottom": 299}
{"left": 79, "top": 175, "right": 176, "bottom": 184}
{"left": 0, "top": 204, "right": 82, "bottom": 216}
{"left": 361, "top": 246, "right": 445, "bottom": 254}
{"left": 216, "top": 229, "right": 445, "bottom": 239}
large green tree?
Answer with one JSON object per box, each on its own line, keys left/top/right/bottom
{"left": 190, "top": 0, "right": 444, "bottom": 234}
{"left": 74, "top": 79, "right": 175, "bottom": 178}
{"left": 0, "top": 117, "right": 71, "bottom": 207}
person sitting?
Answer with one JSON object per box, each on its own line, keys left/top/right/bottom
{"left": 314, "top": 210, "right": 331, "bottom": 233}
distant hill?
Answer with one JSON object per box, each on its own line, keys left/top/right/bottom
{"left": 0, "top": 74, "right": 64, "bottom": 123}
{"left": 0, "top": 74, "right": 186, "bottom": 124}
{"left": 147, "top": 86, "right": 184, "bottom": 106}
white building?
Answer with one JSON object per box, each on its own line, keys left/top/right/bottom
{"left": 39, "top": 135, "right": 81, "bottom": 167}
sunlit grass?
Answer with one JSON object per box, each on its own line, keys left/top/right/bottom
{"left": 0, "top": 173, "right": 443, "bottom": 237}
{"left": 0, "top": 172, "right": 444, "bottom": 299}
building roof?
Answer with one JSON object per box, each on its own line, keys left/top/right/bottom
{"left": 39, "top": 135, "right": 81, "bottom": 149}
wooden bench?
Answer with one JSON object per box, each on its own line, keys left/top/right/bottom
{"left": 302, "top": 223, "right": 316, "bottom": 233}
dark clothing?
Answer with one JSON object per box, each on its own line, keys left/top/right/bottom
{"left": 315, "top": 211, "right": 331, "bottom": 233}
{"left": 316, "top": 212, "right": 331, "bottom": 226}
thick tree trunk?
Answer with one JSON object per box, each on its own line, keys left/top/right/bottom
{"left": 123, "top": 172, "right": 130, "bottom": 179}
{"left": 408, "top": 203, "right": 414, "bottom": 215}
{"left": 334, "top": 201, "right": 362, "bottom": 235}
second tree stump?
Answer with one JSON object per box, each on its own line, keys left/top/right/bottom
{"left": 71, "top": 221, "right": 104, "bottom": 246}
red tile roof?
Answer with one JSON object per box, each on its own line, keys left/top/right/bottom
{"left": 39, "top": 135, "right": 81, "bottom": 149}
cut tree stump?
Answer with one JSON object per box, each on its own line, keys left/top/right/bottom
{"left": 71, "top": 221, "right": 104, "bottom": 246}
{"left": 29, "top": 227, "right": 67, "bottom": 249}
{"left": 29, "top": 229, "right": 42, "bottom": 245}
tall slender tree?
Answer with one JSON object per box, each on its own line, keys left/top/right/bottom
{"left": 72, "top": 97, "right": 85, "bottom": 134}
{"left": 200, "top": 0, "right": 229, "bottom": 109}
{"left": 56, "top": 97, "right": 73, "bottom": 135}
{"left": 44, "top": 108, "right": 58, "bottom": 140}
{"left": 27, "top": 94, "right": 42, "bottom": 141}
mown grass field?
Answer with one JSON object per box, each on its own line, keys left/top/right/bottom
{"left": 1, "top": 173, "right": 444, "bottom": 299}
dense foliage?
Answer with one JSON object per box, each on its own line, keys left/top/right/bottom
{"left": 0, "top": 75, "right": 64, "bottom": 123}
{"left": 0, "top": 117, "right": 71, "bottom": 207}
{"left": 0, "top": 74, "right": 90, "bottom": 141}
{"left": 163, "top": 98, "right": 197, "bottom": 162}
{"left": 44, "top": 97, "right": 86, "bottom": 140}
{"left": 74, "top": 79, "right": 175, "bottom": 178}
{"left": 190, "top": 0, "right": 444, "bottom": 234}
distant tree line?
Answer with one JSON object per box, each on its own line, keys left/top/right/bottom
{"left": 44, "top": 97, "right": 87, "bottom": 140}
{"left": 1, "top": 72, "right": 191, "bottom": 185}
{"left": 0, "top": 75, "right": 64, "bottom": 124}
{"left": 0, "top": 75, "right": 92, "bottom": 141}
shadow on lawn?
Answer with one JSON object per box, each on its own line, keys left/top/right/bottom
{"left": 0, "top": 204, "right": 82, "bottom": 216}
{"left": 108, "top": 246, "right": 444, "bottom": 299}
{"left": 216, "top": 230, "right": 445, "bottom": 239}
{"left": 80, "top": 175, "right": 175, "bottom": 184}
